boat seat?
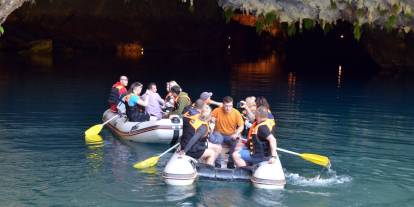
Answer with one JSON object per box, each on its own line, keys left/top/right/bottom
{"left": 196, "top": 163, "right": 253, "bottom": 181}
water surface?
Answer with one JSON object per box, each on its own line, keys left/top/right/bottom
{"left": 0, "top": 51, "right": 413, "bottom": 206}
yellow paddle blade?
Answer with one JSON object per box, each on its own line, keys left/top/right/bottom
{"left": 300, "top": 153, "right": 331, "bottom": 167}
{"left": 85, "top": 134, "right": 103, "bottom": 144}
{"left": 85, "top": 124, "right": 103, "bottom": 137}
{"left": 140, "top": 167, "right": 158, "bottom": 174}
{"left": 133, "top": 156, "right": 160, "bottom": 169}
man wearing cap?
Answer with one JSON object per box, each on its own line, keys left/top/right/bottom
{"left": 200, "top": 92, "right": 222, "bottom": 107}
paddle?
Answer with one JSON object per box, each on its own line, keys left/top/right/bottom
{"left": 85, "top": 134, "right": 103, "bottom": 144}
{"left": 133, "top": 143, "right": 180, "bottom": 169}
{"left": 85, "top": 115, "right": 119, "bottom": 137}
{"left": 277, "top": 147, "right": 331, "bottom": 168}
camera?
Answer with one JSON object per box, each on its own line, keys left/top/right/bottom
{"left": 236, "top": 101, "right": 246, "bottom": 109}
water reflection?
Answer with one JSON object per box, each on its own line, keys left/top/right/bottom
{"left": 288, "top": 72, "right": 297, "bottom": 102}
{"left": 29, "top": 54, "right": 54, "bottom": 68}
{"left": 85, "top": 141, "right": 104, "bottom": 173}
{"left": 165, "top": 185, "right": 196, "bottom": 202}
{"left": 251, "top": 188, "right": 283, "bottom": 206}
{"left": 139, "top": 167, "right": 158, "bottom": 175}
{"left": 110, "top": 137, "right": 134, "bottom": 182}
{"left": 337, "top": 65, "right": 343, "bottom": 88}
{"left": 200, "top": 186, "right": 247, "bottom": 206}
{"left": 230, "top": 52, "right": 280, "bottom": 98}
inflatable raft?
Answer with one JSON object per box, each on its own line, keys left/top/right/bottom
{"left": 163, "top": 150, "right": 286, "bottom": 189}
{"left": 102, "top": 109, "right": 183, "bottom": 144}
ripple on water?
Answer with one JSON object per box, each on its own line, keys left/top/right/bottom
{"left": 285, "top": 169, "right": 352, "bottom": 187}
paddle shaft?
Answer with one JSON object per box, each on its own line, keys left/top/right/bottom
{"left": 159, "top": 143, "right": 180, "bottom": 157}
{"left": 102, "top": 114, "right": 119, "bottom": 125}
{"left": 277, "top": 147, "right": 300, "bottom": 156}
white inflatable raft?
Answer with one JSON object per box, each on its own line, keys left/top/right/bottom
{"left": 102, "top": 109, "right": 183, "bottom": 144}
{"left": 163, "top": 150, "right": 286, "bottom": 190}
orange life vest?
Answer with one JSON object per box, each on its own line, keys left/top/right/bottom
{"left": 247, "top": 119, "right": 275, "bottom": 157}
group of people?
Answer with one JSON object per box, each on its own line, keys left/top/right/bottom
{"left": 107, "top": 75, "right": 278, "bottom": 168}
{"left": 108, "top": 76, "right": 195, "bottom": 122}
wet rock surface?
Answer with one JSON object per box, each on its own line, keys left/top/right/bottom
{"left": 0, "top": 0, "right": 413, "bottom": 68}
{"left": 1, "top": 0, "right": 227, "bottom": 51}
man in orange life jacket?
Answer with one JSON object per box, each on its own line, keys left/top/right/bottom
{"left": 108, "top": 76, "right": 128, "bottom": 113}
{"left": 232, "top": 106, "right": 278, "bottom": 167}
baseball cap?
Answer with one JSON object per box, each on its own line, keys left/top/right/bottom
{"left": 200, "top": 92, "right": 213, "bottom": 101}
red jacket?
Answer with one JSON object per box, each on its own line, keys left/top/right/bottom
{"left": 112, "top": 82, "right": 127, "bottom": 96}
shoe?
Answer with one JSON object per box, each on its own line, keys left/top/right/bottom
{"left": 227, "top": 162, "right": 235, "bottom": 169}
{"left": 215, "top": 163, "right": 221, "bottom": 168}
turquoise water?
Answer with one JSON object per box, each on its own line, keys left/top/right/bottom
{"left": 0, "top": 52, "right": 413, "bottom": 206}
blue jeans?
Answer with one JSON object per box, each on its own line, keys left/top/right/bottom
{"left": 209, "top": 132, "right": 237, "bottom": 152}
{"left": 209, "top": 131, "right": 237, "bottom": 165}
{"left": 238, "top": 146, "right": 268, "bottom": 165}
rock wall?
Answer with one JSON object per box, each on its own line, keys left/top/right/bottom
{"left": 220, "top": 0, "right": 414, "bottom": 30}
{"left": 1, "top": 0, "right": 227, "bottom": 51}
{"left": 362, "top": 29, "right": 414, "bottom": 68}
{"left": 1, "top": 0, "right": 413, "bottom": 68}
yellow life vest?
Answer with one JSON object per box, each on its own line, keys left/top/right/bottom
{"left": 247, "top": 119, "right": 275, "bottom": 156}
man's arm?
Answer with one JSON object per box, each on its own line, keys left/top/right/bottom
{"left": 266, "top": 134, "right": 277, "bottom": 157}
{"left": 267, "top": 134, "right": 277, "bottom": 164}
{"left": 209, "top": 100, "right": 223, "bottom": 107}
{"left": 231, "top": 111, "right": 244, "bottom": 138}
{"left": 156, "top": 93, "right": 165, "bottom": 105}
{"left": 183, "top": 125, "right": 207, "bottom": 153}
{"left": 235, "top": 125, "right": 244, "bottom": 136}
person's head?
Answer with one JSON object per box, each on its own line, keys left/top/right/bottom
{"left": 255, "top": 106, "right": 269, "bottom": 122}
{"left": 170, "top": 85, "right": 181, "bottom": 97}
{"left": 167, "top": 80, "right": 179, "bottom": 92}
{"left": 222, "top": 96, "right": 233, "bottom": 114}
{"left": 256, "top": 96, "right": 270, "bottom": 109}
{"left": 148, "top": 82, "right": 157, "bottom": 93}
{"left": 245, "top": 96, "right": 257, "bottom": 111}
{"left": 199, "top": 104, "right": 212, "bottom": 122}
{"left": 119, "top": 75, "right": 128, "bottom": 87}
{"left": 194, "top": 99, "right": 205, "bottom": 112}
{"left": 128, "top": 82, "right": 143, "bottom": 95}
{"left": 200, "top": 92, "right": 213, "bottom": 103}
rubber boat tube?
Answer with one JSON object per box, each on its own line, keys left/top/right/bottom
{"left": 102, "top": 109, "right": 183, "bottom": 144}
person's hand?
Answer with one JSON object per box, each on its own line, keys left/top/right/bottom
{"left": 208, "top": 122, "right": 215, "bottom": 131}
{"left": 268, "top": 156, "right": 277, "bottom": 164}
{"left": 245, "top": 120, "right": 253, "bottom": 128}
{"left": 231, "top": 133, "right": 240, "bottom": 140}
